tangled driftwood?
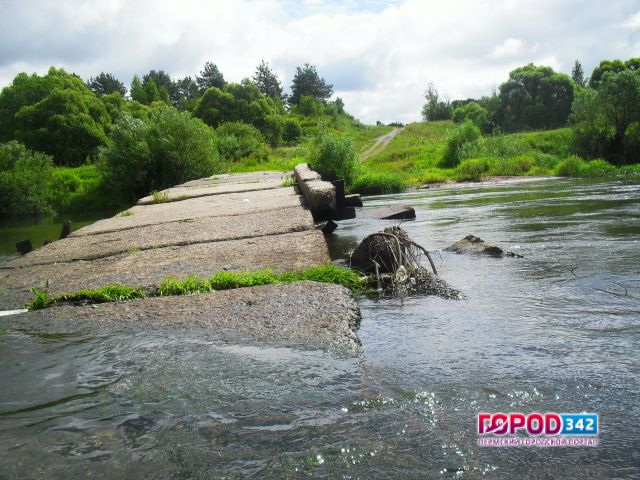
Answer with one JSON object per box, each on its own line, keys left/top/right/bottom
{"left": 350, "top": 226, "right": 461, "bottom": 299}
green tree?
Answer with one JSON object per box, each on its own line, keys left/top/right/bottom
{"left": 571, "top": 60, "right": 586, "bottom": 87}
{"left": 143, "top": 79, "right": 164, "bottom": 104}
{"left": 588, "top": 59, "right": 626, "bottom": 89}
{"left": 289, "top": 63, "right": 333, "bottom": 105}
{"left": 142, "top": 70, "right": 174, "bottom": 103}
{"left": 197, "top": 62, "right": 226, "bottom": 92}
{"left": 173, "top": 76, "right": 200, "bottom": 111}
{"left": 495, "top": 64, "right": 574, "bottom": 131}
{"left": 87, "top": 72, "right": 126, "bottom": 96}
{"left": 130, "top": 75, "right": 146, "bottom": 103}
{"left": 253, "top": 60, "right": 284, "bottom": 101}
{"left": 193, "top": 80, "right": 283, "bottom": 145}
{"left": 572, "top": 69, "right": 640, "bottom": 165}
{"left": 193, "top": 87, "right": 237, "bottom": 127}
{"left": 421, "top": 82, "right": 452, "bottom": 121}
{"left": 452, "top": 101, "right": 489, "bottom": 131}
{"left": 0, "top": 141, "right": 55, "bottom": 217}
{"left": 296, "top": 95, "right": 323, "bottom": 116}
{"left": 282, "top": 118, "right": 302, "bottom": 143}
{"left": 100, "top": 104, "right": 222, "bottom": 202}
{"left": 0, "top": 67, "right": 110, "bottom": 166}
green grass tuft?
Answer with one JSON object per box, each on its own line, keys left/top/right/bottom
{"left": 27, "top": 284, "right": 146, "bottom": 311}
{"left": 159, "top": 264, "right": 366, "bottom": 297}
{"left": 151, "top": 190, "right": 170, "bottom": 203}
{"left": 27, "top": 265, "right": 366, "bottom": 311}
{"left": 282, "top": 177, "right": 296, "bottom": 187}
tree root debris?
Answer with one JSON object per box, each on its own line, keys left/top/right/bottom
{"left": 350, "top": 226, "right": 461, "bottom": 300}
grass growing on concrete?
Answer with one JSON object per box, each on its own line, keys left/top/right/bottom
{"left": 151, "top": 190, "right": 170, "bottom": 203}
{"left": 25, "top": 265, "right": 366, "bottom": 311}
{"left": 28, "top": 284, "right": 146, "bottom": 310}
{"left": 282, "top": 177, "right": 296, "bottom": 187}
{"left": 159, "top": 264, "right": 366, "bottom": 296}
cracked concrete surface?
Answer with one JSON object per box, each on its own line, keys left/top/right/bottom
{"left": 0, "top": 170, "right": 361, "bottom": 350}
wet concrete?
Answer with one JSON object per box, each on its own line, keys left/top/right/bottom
{"left": 0, "top": 282, "right": 361, "bottom": 352}
{"left": 0, "top": 170, "right": 360, "bottom": 349}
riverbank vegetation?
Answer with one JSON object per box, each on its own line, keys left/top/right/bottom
{"left": 1, "top": 57, "right": 639, "bottom": 218}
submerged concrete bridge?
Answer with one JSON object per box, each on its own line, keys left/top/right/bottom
{"left": 0, "top": 169, "right": 362, "bottom": 351}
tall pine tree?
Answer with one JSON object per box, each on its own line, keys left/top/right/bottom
{"left": 289, "top": 63, "right": 333, "bottom": 105}
{"left": 571, "top": 60, "right": 586, "bottom": 87}
{"left": 253, "top": 60, "right": 284, "bottom": 101}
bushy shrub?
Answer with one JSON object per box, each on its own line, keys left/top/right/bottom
{"left": 555, "top": 155, "right": 586, "bottom": 177}
{"left": 455, "top": 158, "right": 493, "bottom": 181}
{"left": 349, "top": 172, "right": 405, "bottom": 195}
{"left": 296, "top": 96, "right": 323, "bottom": 117}
{"left": 282, "top": 118, "right": 303, "bottom": 144}
{"left": 258, "top": 114, "right": 283, "bottom": 147}
{"left": 48, "top": 164, "right": 107, "bottom": 212}
{"left": 100, "top": 105, "right": 222, "bottom": 202}
{"left": 534, "top": 153, "right": 560, "bottom": 171}
{"left": 578, "top": 159, "right": 616, "bottom": 177}
{"left": 490, "top": 155, "right": 534, "bottom": 176}
{"left": 0, "top": 141, "right": 54, "bottom": 216}
{"left": 216, "top": 122, "right": 270, "bottom": 162}
{"left": 441, "top": 121, "right": 481, "bottom": 167}
{"left": 307, "top": 128, "right": 357, "bottom": 183}
{"left": 452, "top": 102, "right": 490, "bottom": 132}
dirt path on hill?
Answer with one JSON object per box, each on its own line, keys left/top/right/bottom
{"left": 359, "top": 127, "right": 404, "bottom": 160}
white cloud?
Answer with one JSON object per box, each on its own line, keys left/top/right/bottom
{"left": 0, "top": 0, "right": 639, "bottom": 124}
{"left": 623, "top": 10, "right": 640, "bottom": 29}
{"left": 488, "top": 38, "right": 524, "bottom": 59}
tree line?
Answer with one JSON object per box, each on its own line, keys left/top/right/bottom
{"left": 422, "top": 58, "right": 640, "bottom": 165}
{"left": 0, "top": 61, "right": 345, "bottom": 217}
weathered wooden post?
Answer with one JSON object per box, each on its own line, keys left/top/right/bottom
{"left": 59, "top": 220, "right": 72, "bottom": 239}
{"left": 15, "top": 239, "right": 33, "bottom": 255}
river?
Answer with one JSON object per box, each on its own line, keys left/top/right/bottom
{"left": 0, "top": 178, "right": 639, "bottom": 479}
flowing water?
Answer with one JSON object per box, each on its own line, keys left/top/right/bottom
{"left": 0, "top": 178, "right": 639, "bottom": 479}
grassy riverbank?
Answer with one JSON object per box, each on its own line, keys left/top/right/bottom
{"left": 353, "top": 122, "right": 640, "bottom": 193}
{"left": 231, "top": 119, "right": 640, "bottom": 196}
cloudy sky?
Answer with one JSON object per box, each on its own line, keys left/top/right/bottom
{"left": 1, "top": 0, "right": 639, "bottom": 123}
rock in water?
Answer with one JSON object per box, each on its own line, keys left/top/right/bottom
{"left": 445, "top": 235, "right": 523, "bottom": 258}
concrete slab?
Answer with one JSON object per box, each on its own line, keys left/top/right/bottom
{"left": 5, "top": 206, "right": 314, "bottom": 268}
{"left": 177, "top": 171, "right": 287, "bottom": 187}
{"left": 0, "top": 230, "right": 330, "bottom": 310}
{"left": 74, "top": 187, "right": 302, "bottom": 236}
{"left": 137, "top": 179, "right": 284, "bottom": 205}
{"left": 358, "top": 205, "right": 416, "bottom": 220}
{"left": 0, "top": 282, "right": 361, "bottom": 351}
